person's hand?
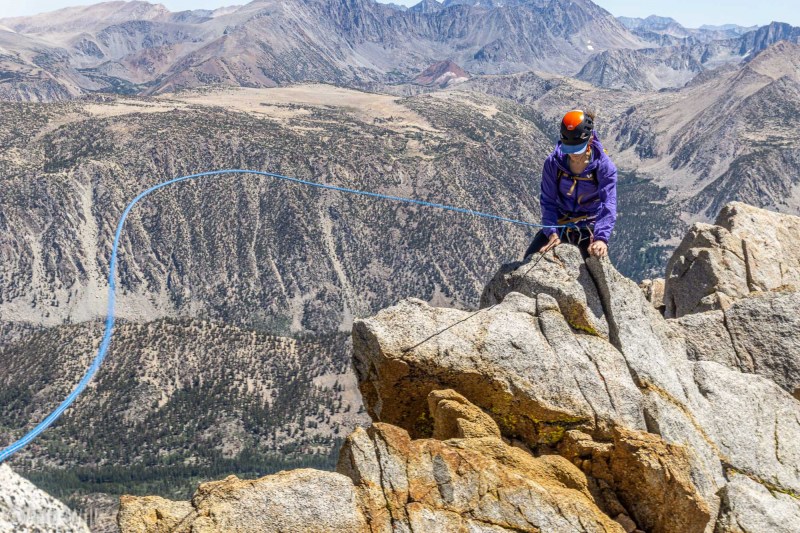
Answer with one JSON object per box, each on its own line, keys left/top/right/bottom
{"left": 539, "top": 233, "right": 561, "bottom": 253}
{"left": 588, "top": 240, "right": 608, "bottom": 258}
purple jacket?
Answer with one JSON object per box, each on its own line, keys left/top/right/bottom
{"left": 540, "top": 132, "right": 618, "bottom": 243}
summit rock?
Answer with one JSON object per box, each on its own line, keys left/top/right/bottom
{"left": 353, "top": 201, "right": 800, "bottom": 532}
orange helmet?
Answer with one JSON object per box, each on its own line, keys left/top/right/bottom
{"left": 560, "top": 110, "right": 594, "bottom": 153}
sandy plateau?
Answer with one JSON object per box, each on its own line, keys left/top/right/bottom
{"left": 78, "top": 85, "right": 441, "bottom": 137}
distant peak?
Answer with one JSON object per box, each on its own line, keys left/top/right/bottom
{"left": 409, "top": 0, "right": 443, "bottom": 13}
{"left": 412, "top": 60, "right": 469, "bottom": 88}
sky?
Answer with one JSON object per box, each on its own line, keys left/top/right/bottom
{"left": 0, "top": 0, "right": 796, "bottom": 28}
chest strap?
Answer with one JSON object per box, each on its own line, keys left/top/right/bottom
{"left": 557, "top": 168, "right": 598, "bottom": 197}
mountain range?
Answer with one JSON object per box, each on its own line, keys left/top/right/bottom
{"left": 1, "top": 0, "right": 797, "bottom": 102}
{"left": 0, "top": 0, "right": 637, "bottom": 100}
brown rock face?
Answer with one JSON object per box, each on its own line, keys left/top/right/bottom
{"left": 117, "top": 469, "right": 368, "bottom": 532}
{"left": 119, "top": 390, "right": 623, "bottom": 533}
{"left": 116, "top": 496, "right": 192, "bottom": 533}
{"left": 555, "top": 428, "right": 711, "bottom": 533}
{"left": 608, "top": 429, "right": 710, "bottom": 533}
{"left": 337, "top": 389, "right": 625, "bottom": 533}
{"left": 427, "top": 388, "right": 502, "bottom": 440}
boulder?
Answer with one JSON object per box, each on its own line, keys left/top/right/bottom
{"left": 691, "top": 361, "right": 800, "bottom": 494}
{"left": 118, "top": 470, "right": 367, "bottom": 533}
{"left": 337, "top": 390, "right": 625, "bottom": 533}
{"left": 427, "top": 388, "right": 501, "bottom": 440}
{"left": 664, "top": 202, "right": 800, "bottom": 318}
{"left": 663, "top": 222, "right": 748, "bottom": 317}
{"left": 0, "top": 464, "right": 90, "bottom": 533}
{"left": 640, "top": 278, "right": 665, "bottom": 313}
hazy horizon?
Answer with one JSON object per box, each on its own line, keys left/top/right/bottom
{"left": 0, "top": 0, "right": 795, "bottom": 29}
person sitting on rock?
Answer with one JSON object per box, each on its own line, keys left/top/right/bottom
{"left": 524, "top": 109, "right": 618, "bottom": 259}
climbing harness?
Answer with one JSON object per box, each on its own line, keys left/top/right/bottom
{"left": 0, "top": 169, "right": 578, "bottom": 464}
{"left": 557, "top": 213, "right": 596, "bottom": 246}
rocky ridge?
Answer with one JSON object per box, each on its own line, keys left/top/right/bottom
{"left": 2, "top": 0, "right": 797, "bottom": 103}
{"left": 118, "top": 202, "right": 800, "bottom": 532}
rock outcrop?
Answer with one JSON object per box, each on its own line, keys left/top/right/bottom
{"left": 0, "top": 464, "right": 90, "bottom": 533}
{"left": 354, "top": 202, "right": 800, "bottom": 533}
{"left": 118, "top": 470, "right": 366, "bottom": 532}
{"left": 338, "top": 390, "right": 625, "bottom": 532}
{"left": 119, "top": 390, "right": 625, "bottom": 533}
{"left": 119, "top": 201, "right": 800, "bottom": 533}
{"left": 674, "top": 290, "right": 800, "bottom": 398}
{"left": 664, "top": 201, "right": 800, "bottom": 318}
{"left": 666, "top": 202, "right": 800, "bottom": 397}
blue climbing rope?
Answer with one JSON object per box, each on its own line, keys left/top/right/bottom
{"left": 0, "top": 169, "right": 575, "bottom": 463}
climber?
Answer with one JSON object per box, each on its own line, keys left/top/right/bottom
{"left": 524, "top": 109, "right": 618, "bottom": 259}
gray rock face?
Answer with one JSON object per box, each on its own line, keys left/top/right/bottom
{"left": 354, "top": 225, "right": 800, "bottom": 532}
{"left": 481, "top": 245, "right": 609, "bottom": 339}
{"left": 673, "top": 290, "right": 800, "bottom": 398}
{"left": 724, "top": 291, "right": 800, "bottom": 397}
{"left": 716, "top": 474, "right": 800, "bottom": 533}
{"left": 665, "top": 203, "right": 800, "bottom": 397}
{"left": 663, "top": 222, "right": 749, "bottom": 318}
{"left": 672, "top": 310, "right": 740, "bottom": 368}
{"left": 665, "top": 202, "right": 800, "bottom": 318}
{"left": 0, "top": 464, "right": 90, "bottom": 533}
